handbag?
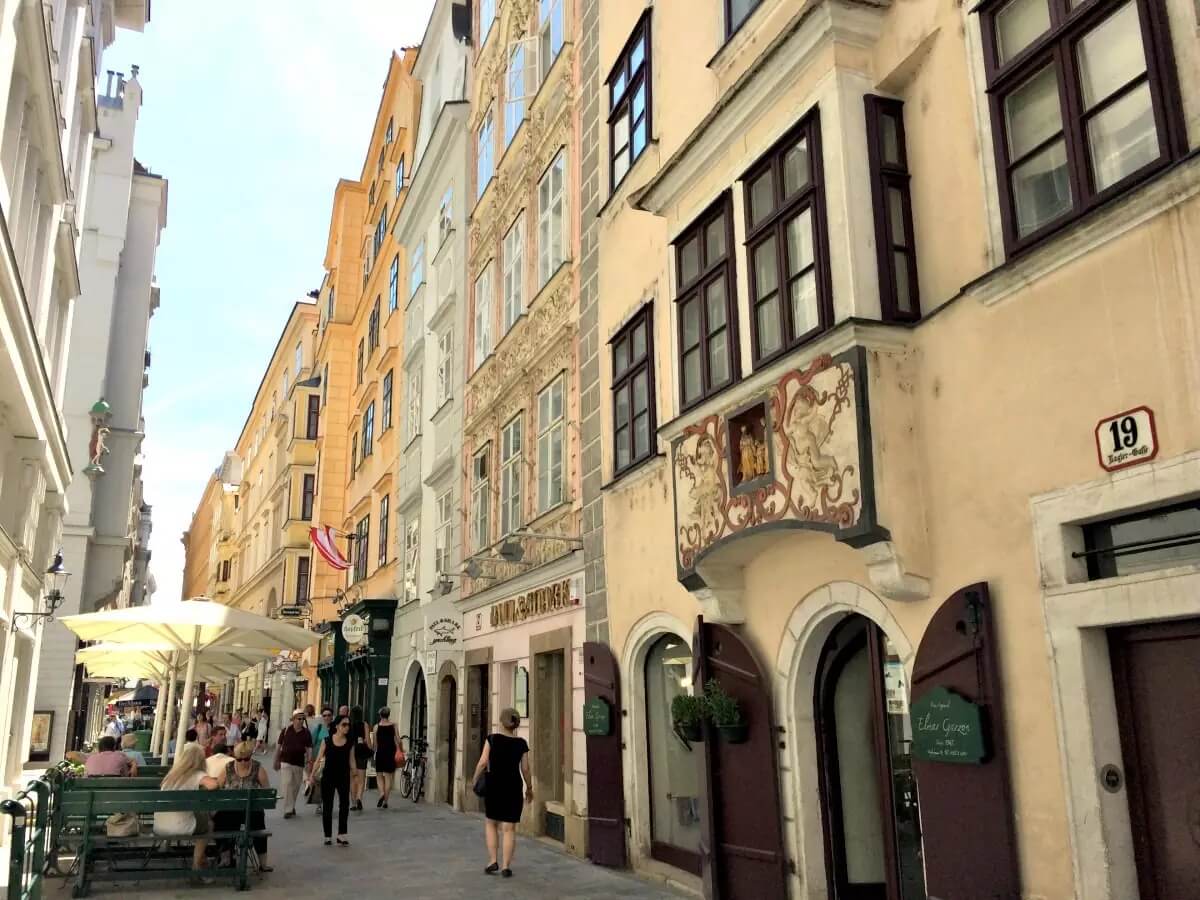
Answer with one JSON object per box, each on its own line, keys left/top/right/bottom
{"left": 394, "top": 747, "right": 406, "bottom": 767}
{"left": 472, "top": 771, "right": 488, "bottom": 798}
{"left": 105, "top": 812, "right": 139, "bottom": 837}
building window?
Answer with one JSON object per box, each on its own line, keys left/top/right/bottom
{"left": 505, "top": 40, "right": 534, "bottom": 147}
{"left": 436, "top": 329, "right": 453, "bottom": 406}
{"left": 368, "top": 299, "right": 381, "bottom": 352}
{"left": 608, "top": 12, "right": 651, "bottom": 188}
{"left": 674, "top": 193, "right": 738, "bottom": 409}
{"left": 501, "top": 414, "right": 523, "bottom": 535}
{"left": 474, "top": 263, "right": 494, "bottom": 370}
{"left": 537, "top": 374, "right": 565, "bottom": 513}
{"left": 405, "top": 370, "right": 422, "bottom": 444}
{"left": 378, "top": 146, "right": 385, "bottom": 173}
{"left": 502, "top": 214, "right": 524, "bottom": 332}
{"left": 373, "top": 204, "right": 388, "bottom": 258}
{"left": 295, "top": 341, "right": 304, "bottom": 375}
{"left": 306, "top": 395, "right": 320, "bottom": 440}
{"left": 296, "top": 556, "right": 310, "bottom": 603}
{"left": 354, "top": 515, "right": 370, "bottom": 582}
{"left": 477, "top": 107, "right": 495, "bottom": 199}
{"left": 321, "top": 362, "right": 329, "bottom": 408}
{"left": 362, "top": 401, "right": 375, "bottom": 458}
{"left": 382, "top": 369, "right": 394, "bottom": 430}
{"left": 326, "top": 287, "right": 335, "bottom": 324}
{"left": 981, "top": 0, "right": 1183, "bottom": 252}
{"left": 409, "top": 240, "right": 425, "bottom": 298}
{"left": 611, "top": 304, "right": 655, "bottom": 475}
{"left": 385, "top": 116, "right": 394, "bottom": 145}
{"left": 1082, "top": 500, "right": 1200, "bottom": 580}
{"left": 379, "top": 494, "right": 390, "bottom": 568}
{"left": 301, "top": 474, "right": 316, "bottom": 521}
{"left": 220, "top": 559, "right": 231, "bottom": 582}
{"left": 389, "top": 254, "right": 399, "bottom": 311}
{"left": 539, "top": 0, "right": 564, "bottom": 80}
{"left": 538, "top": 151, "right": 567, "bottom": 287}
{"left": 435, "top": 490, "right": 452, "bottom": 575}
{"left": 438, "top": 187, "right": 454, "bottom": 247}
{"left": 865, "top": 97, "right": 920, "bottom": 321}
{"left": 726, "top": 0, "right": 762, "bottom": 37}
{"left": 480, "top": 0, "right": 496, "bottom": 42}
{"left": 472, "top": 445, "right": 491, "bottom": 551}
{"left": 403, "top": 517, "right": 419, "bottom": 601}
{"left": 350, "top": 433, "right": 358, "bottom": 475}
{"left": 395, "top": 157, "right": 405, "bottom": 197}
{"left": 369, "top": 181, "right": 377, "bottom": 208}
{"left": 743, "top": 111, "right": 830, "bottom": 365}
{"left": 357, "top": 339, "right": 365, "bottom": 385}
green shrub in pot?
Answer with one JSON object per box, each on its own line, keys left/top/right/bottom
{"left": 704, "top": 678, "right": 749, "bottom": 744}
{"left": 671, "top": 692, "right": 706, "bottom": 742}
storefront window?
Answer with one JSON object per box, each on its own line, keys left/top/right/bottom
{"left": 644, "top": 634, "right": 701, "bottom": 862}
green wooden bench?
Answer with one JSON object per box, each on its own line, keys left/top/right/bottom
{"left": 59, "top": 787, "right": 276, "bottom": 896}
{"left": 135, "top": 765, "right": 169, "bottom": 778}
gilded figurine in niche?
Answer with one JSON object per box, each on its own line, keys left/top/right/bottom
{"left": 731, "top": 404, "right": 771, "bottom": 487}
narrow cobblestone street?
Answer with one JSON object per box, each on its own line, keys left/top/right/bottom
{"left": 90, "top": 798, "right": 687, "bottom": 899}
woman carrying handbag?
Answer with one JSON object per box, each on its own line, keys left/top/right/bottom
{"left": 371, "top": 707, "right": 398, "bottom": 808}
{"left": 470, "top": 708, "right": 532, "bottom": 878}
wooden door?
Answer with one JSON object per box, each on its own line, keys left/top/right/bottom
{"left": 694, "top": 618, "right": 788, "bottom": 900}
{"left": 584, "top": 641, "right": 626, "bottom": 867}
{"left": 1110, "top": 618, "right": 1200, "bottom": 900}
{"left": 910, "top": 583, "right": 1019, "bottom": 900}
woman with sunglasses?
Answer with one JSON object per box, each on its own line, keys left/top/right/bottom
{"left": 312, "top": 716, "right": 353, "bottom": 845}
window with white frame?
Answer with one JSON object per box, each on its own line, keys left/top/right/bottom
{"left": 472, "top": 446, "right": 491, "bottom": 551}
{"left": 403, "top": 517, "right": 419, "bottom": 602}
{"left": 409, "top": 239, "right": 425, "bottom": 298}
{"left": 438, "top": 187, "right": 454, "bottom": 247}
{"left": 405, "top": 370, "right": 422, "bottom": 444}
{"left": 539, "top": 0, "right": 564, "bottom": 81}
{"left": 435, "top": 491, "right": 453, "bottom": 575}
{"left": 477, "top": 107, "right": 495, "bottom": 199}
{"left": 502, "top": 214, "right": 524, "bottom": 332}
{"left": 473, "top": 264, "right": 494, "bottom": 369}
{"left": 501, "top": 414, "right": 523, "bottom": 535}
{"left": 295, "top": 341, "right": 304, "bottom": 375}
{"left": 537, "top": 374, "right": 565, "bottom": 512}
{"left": 480, "top": 0, "right": 496, "bottom": 42}
{"left": 436, "top": 329, "right": 453, "bottom": 406}
{"left": 538, "top": 151, "right": 566, "bottom": 287}
{"left": 505, "top": 39, "right": 537, "bottom": 147}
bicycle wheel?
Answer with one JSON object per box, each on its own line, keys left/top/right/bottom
{"left": 411, "top": 760, "right": 425, "bottom": 803}
{"left": 399, "top": 761, "right": 414, "bottom": 798}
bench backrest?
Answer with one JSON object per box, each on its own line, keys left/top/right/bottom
{"left": 60, "top": 788, "right": 277, "bottom": 818}
{"left": 65, "top": 776, "right": 163, "bottom": 791}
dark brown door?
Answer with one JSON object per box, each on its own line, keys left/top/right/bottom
{"left": 584, "top": 641, "right": 626, "bottom": 867}
{"left": 694, "top": 618, "right": 788, "bottom": 900}
{"left": 442, "top": 675, "right": 457, "bottom": 805}
{"left": 910, "top": 583, "right": 1019, "bottom": 900}
{"left": 1109, "top": 618, "right": 1200, "bottom": 900}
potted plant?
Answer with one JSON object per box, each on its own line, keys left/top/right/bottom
{"left": 671, "top": 693, "right": 705, "bottom": 743}
{"left": 705, "top": 679, "right": 748, "bottom": 744}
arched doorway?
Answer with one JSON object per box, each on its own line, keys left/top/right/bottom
{"left": 438, "top": 672, "right": 457, "bottom": 804}
{"left": 409, "top": 667, "right": 427, "bottom": 743}
{"left": 814, "top": 614, "right": 925, "bottom": 900}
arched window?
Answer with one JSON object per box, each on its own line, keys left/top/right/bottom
{"left": 410, "top": 668, "right": 428, "bottom": 743}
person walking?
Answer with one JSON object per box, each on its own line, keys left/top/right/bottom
{"left": 347, "top": 706, "right": 371, "bottom": 811}
{"left": 313, "top": 716, "right": 353, "bottom": 846}
{"left": 273, "top": 709, "right": 313, "bottom": 818}
{"left": 255, "top": 709, "right": 270, "bottom": 754}
{"left": 470, "top": 708, "right": 532, "bottom": 878}
{"left": 371, "top": 708, "right": 397, "bottom": 808}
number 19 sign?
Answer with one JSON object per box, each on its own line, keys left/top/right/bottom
{"left": 1095, "top": 406, "right": 1158, "bottom": 473}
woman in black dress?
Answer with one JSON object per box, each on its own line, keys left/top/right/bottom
{"left": 313, "top": 717, "right": 352, "bottom": 845}
{"left": 372, "top": 707, "right": 397, "bottom": 808}
{"left": 470, "top": 707, "right": 532, "bottom": 878}
{"left": 348, "top": 706, "right": 371, "bottom": 811}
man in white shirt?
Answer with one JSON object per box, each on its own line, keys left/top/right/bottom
{"left": 102, "top": 717, "right": 121, "bottom": 738}
{"left": 205, "top": 742, "right": 234, "bottom": 779}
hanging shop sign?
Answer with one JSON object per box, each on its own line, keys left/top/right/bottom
{"left": 582, "top": 697, "right": 611, "bottom": 737}
{"left": 488, "top": 579, "right": 577, "bottom": 629}
{"left": 910, "top": 686, "right": 987, "bottom": 764}
{"left": 1095, "top": 406, "right": 1158, "bottom": 473}
{"left": 341, "top": 613, "right": 369, "bottom": 646}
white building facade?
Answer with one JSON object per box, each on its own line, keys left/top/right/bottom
{"left": 390, "top": 0, "right": 472, "bottom": 809}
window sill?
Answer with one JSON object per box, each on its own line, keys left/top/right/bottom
{"left": 406, "top": 280, "right": 426, "bottom": 310}
{"left": 430, "top": 396, "right": 455, "bottom": 425}
{"left": 604, "top": 451, "right": 666, "bottom": 491}
{"left": 403, "top": 432, "right": 422, "bottom": 453}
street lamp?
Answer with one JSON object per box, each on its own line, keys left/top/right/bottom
{"left": 11, "top": 551, "right": 69, "bottom": 631}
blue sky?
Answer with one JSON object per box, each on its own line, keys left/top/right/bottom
{"left": 109, "top": 2, "right": 434, "bottom": 604}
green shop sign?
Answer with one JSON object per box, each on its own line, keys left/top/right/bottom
{"left": 910, "top": 686, "right": 987, "bottom": 764}
{"left": 582, "top": 697, "right": 612, "bottom": 737}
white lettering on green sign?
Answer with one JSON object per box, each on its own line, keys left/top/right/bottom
{"left": 910, "top": 686, "right": 987, "bottom": 764}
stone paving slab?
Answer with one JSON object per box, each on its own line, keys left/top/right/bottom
{"left": 79, "top": 792, "right": 688, "bottom": 899}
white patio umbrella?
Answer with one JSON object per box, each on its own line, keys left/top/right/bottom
{"left": 60, "top": 598, "right": 319, "bottom": 755}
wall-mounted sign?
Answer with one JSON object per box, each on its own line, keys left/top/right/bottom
{"left": 910, "top": 687, "right": 987, "bottom": 765}
{"left": 582, "top": 697, "right": 611, "bottom": 737}
{"left": 1095, "top": 406, "right": 1158, "bottom": 473}
{"left": 429, "top": 617, "right": 461, "bottom": 645}
{"left": 488, "top": 579, "right": 577, "bottom": 629}
{"left": 277, "top": 605, "right": 305, "bottom": 619}
{"left": 377, "top": 677, "right": 388, "bottom": 687}
{"left": 341, "top": 613, "right": 369, "bottom": 646}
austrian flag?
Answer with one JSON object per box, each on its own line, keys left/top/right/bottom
{"left": 309, "top": 525, "right": 351, "bottom": 571}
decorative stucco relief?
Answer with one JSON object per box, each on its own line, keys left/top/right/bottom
{"left": 671, "top": 348, "right": 881, "bottom": 581}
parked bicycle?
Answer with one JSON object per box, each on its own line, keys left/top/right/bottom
{"left": 398, "top": 735, "right": 428, "bottom": 803}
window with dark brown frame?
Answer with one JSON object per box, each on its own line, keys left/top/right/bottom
{"left": 295, "top": 556, "right": 310, "bottom": 603}
{"left": 725, "top": 0, "right": 762, "bottom": 38}
{"left": 742, "top": 110, "right": 831, "bottom": 366}
{"left": 301, "top": 473, "right": 315, "bottom": 521}
{"left": 607, "top": 10, "right": 651, "bottom": 189}
{"left": 979, "top": 0, "right": 1185, "bottom": 254}
{"left": 305, "top": 395, "right": 320, "bottom": 440}
{"left": 610, "top": 304, "right": 656, "bottom": 475}
{"left": 865, "top": 96, "right": 920, "bottom": 322}
{"left": 674, "top": 193, "right": 738, "bottom": 411}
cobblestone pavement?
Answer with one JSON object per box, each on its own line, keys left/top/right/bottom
{"left": 87, "top": 793, "right": 689, "bottom": 899}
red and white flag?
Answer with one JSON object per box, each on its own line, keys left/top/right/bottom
{"left": 310, "top": 525, "right": 350, "bottom": 571}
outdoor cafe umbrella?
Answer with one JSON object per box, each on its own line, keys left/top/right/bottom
{"left": 60, "top": 598, "right": 319, "bottom": 756}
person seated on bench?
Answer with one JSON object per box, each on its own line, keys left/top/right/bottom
{"left": 121, "top": 733, "right": 147, "bottom": 768}
{"left": 153, "top": 743, "right": 218, "bottom": 876}
{"left": 85, "top": 736, "right": 136, "bottom": 776}
{"left": 205, "top": 742, "right": 234, "bottom": 779}
{"left": 214, "top": 740, "right": 273, "bottom": 872}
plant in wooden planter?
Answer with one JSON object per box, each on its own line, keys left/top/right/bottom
{"left": 704, "top": 678, "right": 748, "bottom": 744}
{"left": 671, "top": 693, "right": 706, "bottom": 743}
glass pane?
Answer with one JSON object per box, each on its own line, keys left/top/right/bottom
{"left": 785, "top": 210, "right": 814, "bottom": 276}
{"left": 729, "top": 0, "right": 758, "bottom": 31}
{"left": 753, "top": 236, "right": 779, "bottom": 299}
{"left": 756, "top": 296, "right": 782, "bottom": 358}
{"left": 705, "top": 280, "right": 727, "bottom": 330}
{"left": 705, "top": 218, "right": 726, "bottom": 263}
{"left": 1011, "top": 139, "right": 1072, "bottom": 237}
{"left": 645, "top": 636, "right": 702, "bottom": 853}
{"left": 681, "top": 298, "right": 700, "bottom": 350}
{"left": 616, "top": 425, "right": 630, "bottom": 469}
{"left": 613, "top": 339, "right": 628, "bottom": 377}
{"left": 783, "top": 137, "right": 811, "bottom": 196}
{"left": 1088, "top": 82, "right": 1158, "bottom": 191}
{"left": 881, "top": 114, "right": 901, "bottom": 167}
{"left": 633, "top": 370, "right": 649, "bottom": 414}
{"left": 630, "top": 36, "right": 645, "bottom": 72}
{"left": 682, "top": 349, "right": 701, "bottom": 402}
{"left": 749, "top": 170, "right": 774, "bottom": 228}
{"left": 613, "top": 149, "right": 630, "bottom": 185}
{"left": 888, "top": 187, "right": 908, "bottom": 246}
{"left": 834, "top": 641, "right": 887, "bottom": 884}
{"left": 1076, "top": 3, "right": 1147, "bottom": 110}
{"left": 893, "top": 252, "right": 913, "bottom": 314}
{"left": 679, "top": 238, "right": 700, "bottom": 285}
{"left": 789, "top": 270, "right": 818, "bottom": 337}
{"left": 880, "top": 634, "right": 927, "bottom": 900}
{"left": 707, "top": 328, "right": 729, "bottom": 386}
{"left": 632, "top": 83, "right": 646, "bottom": 120}
{"left": 1005, "top": 65, "right": 1063, "bottom": 160}
{"left": 632, "top": 322, "right": 646, "bottom": 360}
{"left": 995, "top": 0, "right": 1050, "bottom": 65}
{"left": 612, "top": 70, "right": 627, "bottom": 99}
{"left": 1097, "top": 504, "right": 1200, "bottom": 576}
{"left": 613, "top": 114, "right": 630, "bottom": 154}
{"left": 615, "top": 385, "right": 629, "bottom": 427}
{"left": 634, "top": 411, "right": 650, "bottom": 459}
{"left": 632, "top": 120, "right": 648, "bottom": 157}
